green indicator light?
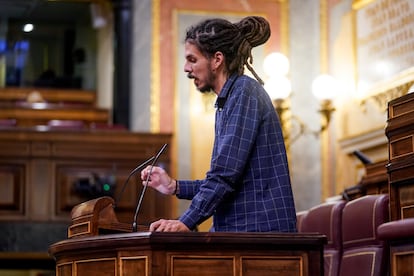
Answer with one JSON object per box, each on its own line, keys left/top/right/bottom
{"left": 103, "top": 184, "right": 111, "bottom": 192}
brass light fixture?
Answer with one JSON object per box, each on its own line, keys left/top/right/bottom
{"left": 263, "top": 52, "right": 338, "bottom": 149}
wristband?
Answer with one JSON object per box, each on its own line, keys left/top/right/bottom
{"left": 173, "top": 179, "right": 179, "bottom": 195}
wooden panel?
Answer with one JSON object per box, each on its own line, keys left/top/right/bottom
{"left": 120, "top": 256, "right": 148, "bottom": 275}
{"left": 0, "top": 141, "right": 30, "bottom": 156}
{"left": 388, "top": 160, "right": 414, "bottom": 183}
{"left": 386, "top": 93, "right": 414, "bottom": 162}
{"left": 171, "top": 255, "right": 235, "bottom": 275}
{"left": 391, "top": 244, "right": 414, "bottom": 276}
{"left": 75, "top": 258, "right": 116, "bottom": 275}
{"left": 387, "top": 94, "right": 414, "bottom": 221}
{"left": 54, "top": 161, "right": 170, "bottom": 224}
{"left": 55, "top": 163, "right": 132, "bottom": 214}
{"left": 0, "top": 162, "right": 25, "bottom": 216}
{"left": 385, "top": 94, "right": 414, "bottom": 164}
{"left": 241, "top": 256, "right": 303, "bottom": 276}
{"left": 57, "top": 263, "right": 72, "bottom": 276}
{"left": 400, "top": 184, "right": 414, "bottom": 219}
{"left": 52, "top": 139, "right": 151, "bottom": 159}
{"left": 360, "top": 160, "right": 389, "bottom": 195}
{"left": 0, "top": 129, "right": 172, "bottom": 223}
{"left": 390, "top": 135, "right": 413, "bottom": 160}
{"left": 388, "top": 155, "right": 414, "bottom": 220}
{"left": 394, "top": 253, "right": 414, "bottom": 276}
{"left": 388, "top": 93, "right": 414, "bottom": 118}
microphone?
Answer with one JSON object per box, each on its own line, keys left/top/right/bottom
{"left": 132, "top": 143, "right": 168, "bottom": 232}
{"left": 113, "top": 155, "right": 156, "bottom": 208}
{"left": 353, "top": 150, "right": 372, "bottom": 165}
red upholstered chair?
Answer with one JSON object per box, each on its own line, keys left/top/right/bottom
{"left": 89, "top": 122, "right": 127, "bottom": 131}
{"left": 300, "top": 200, "right": 346, "bottom": 276}
{"left": 378, "top": 218, "right": 414, "bottom": 276}
{"left": 296, "top": 210, "right": 308, "bottom": 232}
{"left": 0, "top": 118, "right": 17, "bottom": 128}
{"left": 47, "top": 119, "right": 85, "bottom": 130}
{"left": 339, "top": 194, "right": 389, "bottom": 276}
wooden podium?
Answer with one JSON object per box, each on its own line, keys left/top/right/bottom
{"left": 49, "top": 197, "right": 326, "bottom": 275}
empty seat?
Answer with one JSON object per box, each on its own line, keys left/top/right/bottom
{"left": 89, "top": 122, "right": 127, "bottom": 131}
{"left": 378, "top": 218, "right": 414, "bottom": 276}
{"left": 0, "top": 118, "right": 17, "bottom": 128}
{"left": 300, "top": 200, "right": 346, "bottom": 276}
{"left": 296, "top": 210, "right": 308, "bottom": 232}
{"left": 47, "top": 119, "right": 85, "bottom": 130}
{"left": 339, "top": 194, "right": 389, "bottom": 276}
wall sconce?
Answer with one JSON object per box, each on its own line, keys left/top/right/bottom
{"left": 263, "top": 52, "right": 338, "bottom": 148}
{"left": 311, "top": 74, "right": 337, "bottom": 132}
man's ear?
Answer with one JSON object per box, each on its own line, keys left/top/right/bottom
{"left": 212, "top": 51, "right": 225, "bottom": 70}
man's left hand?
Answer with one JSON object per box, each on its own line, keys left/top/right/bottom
{"left": 149, "top": 219, "right": 190, "bottom": 232}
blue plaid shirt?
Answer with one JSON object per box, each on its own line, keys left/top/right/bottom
{"left": 178, "top": 74, "right": 297, "bottom": 232}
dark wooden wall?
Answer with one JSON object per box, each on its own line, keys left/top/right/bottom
{"left": 0, "top": 87, "right": 173, "bottom": 270}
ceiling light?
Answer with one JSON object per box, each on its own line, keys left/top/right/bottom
{"left": 23, "top": 23, "right": 34, "bottom": 33}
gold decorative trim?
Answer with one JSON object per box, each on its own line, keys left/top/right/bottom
{"left": 342, "top": 251, "right": 376, "bottom": 275}
{"left": 240, "top": 255, "right": 303, "bottom": 260}
{"left": 328, "top": 205, "right": 336, "bottom": 245}
{"left": 360, "top": 80, "right": 414, "bottom": 113}
{"left": 352, "top": 0, "right": 375, "bottom": 10}
{"left": 324, "top": 253, "right": 334, "bottom": 276}
{"left": 171, "top": 255, "right": 235, "bottom": 259}
{"left": 120, "top": 256, "right": 148, "bottom": 276}
{"left": 280, "top": 0, "right": 290, "bottom": 55}
{"left": 394, "top": 250, "right": 414, "bottom": 256}
{"left": 151, "top": 0, "right": 161, "bottom": 132}
{"left": 74, "top": 257, "right": 117, "bottom": 264}
{"left": 320, "top": 0, "right": 330, "bottom": 200}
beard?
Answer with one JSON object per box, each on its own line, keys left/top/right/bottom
{"left": 198, "top": 85, "right": 214, "bottom": 93}
{"left": 187, "top": 65, "right": 216, "bottom": 93}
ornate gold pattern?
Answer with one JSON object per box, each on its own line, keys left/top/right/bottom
{"left": 360, "top": 81, "right": 414, "bottom": 113}
{"left": 320, "top": 0, "right": 331, "bottom": 200}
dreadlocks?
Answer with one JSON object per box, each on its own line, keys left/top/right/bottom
{"left": 185, "top": 16, "right": 271, "bottom": 85}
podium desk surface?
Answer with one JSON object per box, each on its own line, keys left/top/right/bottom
{"left": 49, "top": 232, "right": 326, "bottom": 276}
{"left": 50, "top": 231, "right": 326, "bottom": 252}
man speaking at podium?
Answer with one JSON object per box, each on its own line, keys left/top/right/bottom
{"left": 141, "top": 16, "right": 297, "bottom": 233}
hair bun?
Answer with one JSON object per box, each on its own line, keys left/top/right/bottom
{"left": 236, "top": 16, "right": 271, "bottom": 47}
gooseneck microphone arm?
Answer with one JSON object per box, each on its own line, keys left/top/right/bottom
{"left": 113, "top": 156, "right": 156, "bottom": 209}
{"left": 132, "top": 143, "right": 168, "bottom": 232}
